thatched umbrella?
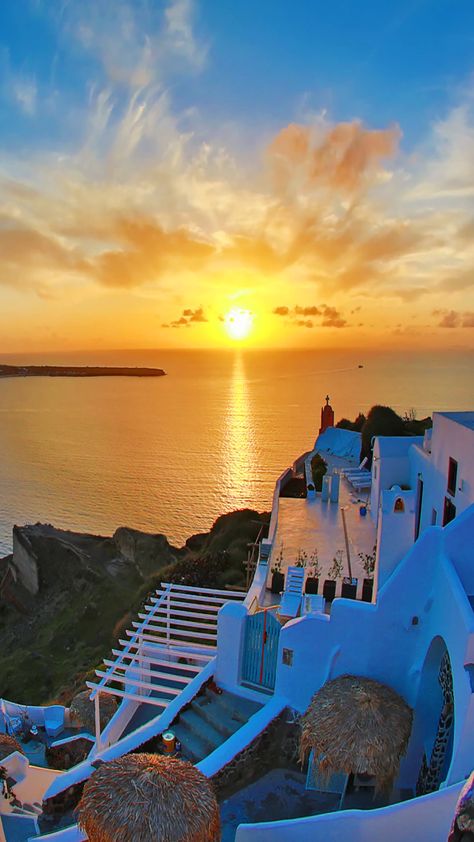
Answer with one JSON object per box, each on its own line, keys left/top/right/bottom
{"left": 77, "top": 753, "right": 220, "bottom": 842}
{"left": 0, "top": 734, "right": 24, "bottom": 762}
{"left": 69, "top": 691, "right": 117, "bottom": 734}
{"left": 300, "top": 674, "right": 413, "bottom": 792}
{"left": 448, "top": 771, "right": 474, "bottom": 841}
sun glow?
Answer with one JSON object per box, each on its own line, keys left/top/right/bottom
{"left": 223, "top": 308, "right": 254, "bottom": 341}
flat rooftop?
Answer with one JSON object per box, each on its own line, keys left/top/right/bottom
{"left": 270, "top": 454, "right": 376, "bottom": 600}
{"left": 436, "top": 411, "right": 474, "bottom": 431}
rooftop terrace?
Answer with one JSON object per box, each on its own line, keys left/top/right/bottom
{"left": 270, "top": 454, "right": 376, "bottom": 601}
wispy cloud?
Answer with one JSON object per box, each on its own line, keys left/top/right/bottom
{"left": 0, "top": 48, "right": 37, "bottom": 116}
{"left": 56, "top": 0, "right": 206, "bottom": 89}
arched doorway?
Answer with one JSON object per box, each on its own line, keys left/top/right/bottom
{"left": 414, "top": 638, "right": 454, "bottom": 795}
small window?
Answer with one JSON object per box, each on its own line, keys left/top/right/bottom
{"left": 374, "top": 465, "right": 378, "bottom": 480}
{"left": 431, "top": 509, "right": 437, "bottom": 525}
{"left": 443, "top": 497, "right": 456, "bottom": 526}
{"left": 394, "top": 497, "right": 405, "bottom": 513}
{"left": 282, "top": 648, "right": 293, "bottom": 666}
{"left": 447, "top": 457, "right": 458, "bottom": 496}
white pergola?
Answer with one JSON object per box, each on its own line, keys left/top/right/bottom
{"left": 87, "top": 582, "right": 246, "bottom": 748}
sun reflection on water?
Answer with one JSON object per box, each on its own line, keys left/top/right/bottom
{"left": 224, "top": 353, "right": 254, "bottom": 509}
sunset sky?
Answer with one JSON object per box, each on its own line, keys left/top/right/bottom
{"left": 0, "top": 0, "right": 473, "bottom": 352}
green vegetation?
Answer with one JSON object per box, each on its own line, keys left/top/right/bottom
{"left": 358, "top": 545, "right": 377, "bottom": 579}
{"left": 310, "top": 453, "right": 327, "bottom": 491}
{"left": 0, "top": 509, "right": 268, "bottom": 706}
{"left": 336, "top": 412, "right": 366, "bottom": 432}
{"left": 328, "top": 550, "right": 344, "bottom": 580}
{"left": 361, "top": 405, "right": 406, "bottom": 462}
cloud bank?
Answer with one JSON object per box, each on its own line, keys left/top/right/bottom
{"left": 0, "top": 0, "right": 473, "bottom": 346}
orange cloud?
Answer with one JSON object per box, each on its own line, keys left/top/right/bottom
{"left": 0, "top": 224, "right": 86, "bottom": 288}
{"left": 92, "top": 217, "right": 215, "bottom": 288}
{"left": 268, "top": 120, "right": 401, "bottom": 194}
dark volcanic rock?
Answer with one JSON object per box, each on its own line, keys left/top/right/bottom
{"left": 113, "top": 527, "right": 178, "bottom": 577}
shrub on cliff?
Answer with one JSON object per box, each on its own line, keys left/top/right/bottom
{"left": 162, "top": 552, "right": 230, "bottom": 589}
{"left": 336, "top": 413, "right": 366, "bottom": 432}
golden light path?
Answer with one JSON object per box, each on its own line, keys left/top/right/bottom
{"left": 223, "top": 308, "right": 254, "bottom": 341}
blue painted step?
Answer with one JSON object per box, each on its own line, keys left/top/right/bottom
{"left": 171, "top": 687, "right": 263, "bottom": 764}
{"left": 172, "top": 720, "right": 212, "bottom": 764}
{"left": 206, "top": 688, "right": 262, "bottom": 722}
{"left": 192, "top": 694, "right": 243, "bottom": 738}
{"left": 178, "top": 708, "right": 224, "bottom": 751}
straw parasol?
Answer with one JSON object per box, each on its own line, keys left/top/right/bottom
{"left": 299, "top": 674, "right": 413, "bottom": 792}
{"left": 77, "top": 752, "right": 221, "bottom": 842}
{"left": 69, "top": 691, "right": 117, "bottom": 734}
{"left": 0, "top": 734, "right": 24, "bottom": 762}
{"left": 448, "top": 770, "right": 474, "bottom": 841}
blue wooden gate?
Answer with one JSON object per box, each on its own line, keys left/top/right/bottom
{"left": 241, "top": 609, "right": 280, "bottom": 691}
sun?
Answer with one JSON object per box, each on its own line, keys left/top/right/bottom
{"left": 223, "top": 308, "right": 254, "bottom": 341}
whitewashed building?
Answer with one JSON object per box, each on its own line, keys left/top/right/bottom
{"left": 373, "top": 412, "right": 474, "bottom": 589}
{"left": 1, "top": 408, "right": 474, "bottom": 842}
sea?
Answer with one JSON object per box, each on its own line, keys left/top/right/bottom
{"left": 0, "top": 348, "right": 472, "bottom": 555}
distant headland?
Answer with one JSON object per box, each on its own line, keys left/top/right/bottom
{"left": 0, "top": 364, "right": 166, "bottom": 378}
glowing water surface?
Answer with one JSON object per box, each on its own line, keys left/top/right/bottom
{"left": 0, "top": 348, "right": 472, "bottom": 554}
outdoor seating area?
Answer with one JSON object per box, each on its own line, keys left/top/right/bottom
{"left": 299, "top": 675, "right": 413, "bottom": 797}
{"left": 0, "top": 702, "right": 98, "bottom": 772}
{"left": 267, "top": 453, "right": 376, "bottom": 605}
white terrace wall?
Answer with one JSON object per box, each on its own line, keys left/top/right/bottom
{"left": 235, "top": 779, "right": 463, "bottom": 842}
{"left": 0, "top": 700, "right": 67, "bottom": 731}
{"left": 274, "top": 505, "right": 474, "bottom": 790}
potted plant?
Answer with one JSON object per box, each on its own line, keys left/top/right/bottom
{"left": 295, "top": 548, "right": 307, "bottom": 568}
{"left": 323, "top": 550, "right": 344, "bottom": 601}
{"left": 270, "top": 544, "right": 285, "bottom": 594}
{"left": 305, "top": 548, "right": 321, "bottom": 594}
{"left": 359, "top": 544, "right": 376, "bottom": 602}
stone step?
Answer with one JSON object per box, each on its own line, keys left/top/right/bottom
{"left": 172, "top": 720, "right": 211, "bottom": 764}
{"left": 205, "top": 688, "right": 262, "bottom": 723}
{"left": 178, "top": 708, "right": 224, "bottom": 751}
{"left": 191, "top": 693, "right": 244, "bottom": 738}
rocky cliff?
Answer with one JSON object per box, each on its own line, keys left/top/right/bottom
{"left": 0, "top": 509, "right": 268, "bottom": 705}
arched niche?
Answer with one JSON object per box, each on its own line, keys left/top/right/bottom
{"left": 394, "top": 497, "right": 405, "bottom": 513}
{"left": 412, "top": 637, "right": 454, "bottom": 795}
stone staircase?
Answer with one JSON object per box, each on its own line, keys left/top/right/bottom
{"left": 172, "top": 687, "right": 262, "bottom": 764}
